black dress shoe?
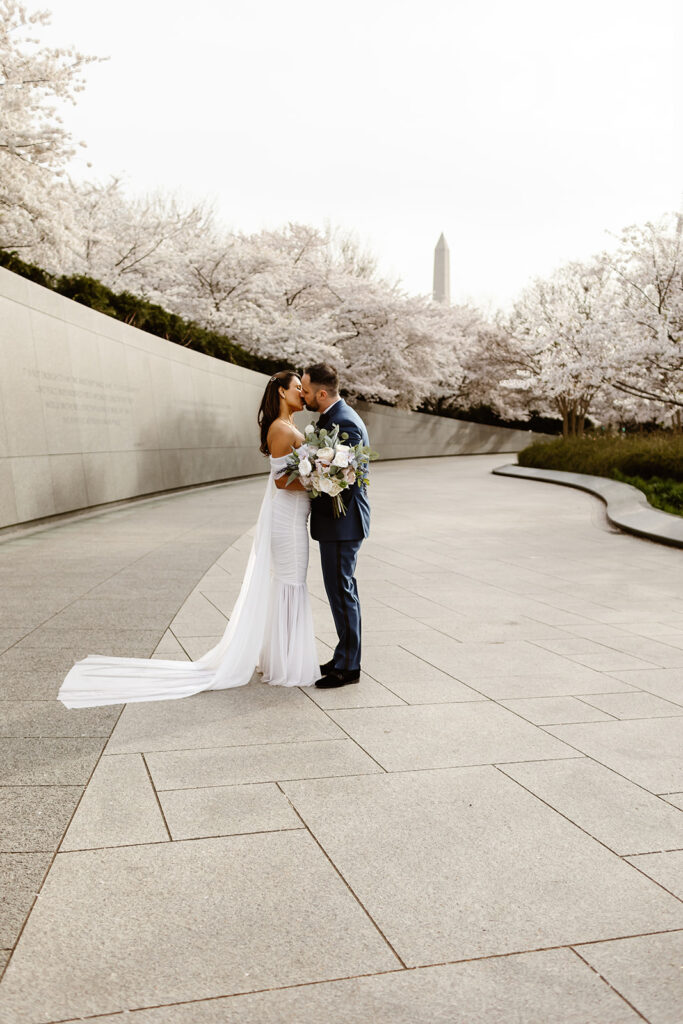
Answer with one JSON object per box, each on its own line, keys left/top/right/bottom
{"left": 315, "top": 668, "right": 361, "bottom": 689}
{"left": 319, "top": 658, "right": 335, "bottom": 675}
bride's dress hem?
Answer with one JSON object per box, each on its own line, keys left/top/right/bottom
{"left": 57, "top": 453, "right": 319, "bottom": 709}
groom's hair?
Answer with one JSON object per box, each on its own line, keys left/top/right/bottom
{"left": 305, "top": 363, "right": 339, "bottom": 395}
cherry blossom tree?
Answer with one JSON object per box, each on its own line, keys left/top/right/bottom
{"left": 0, "top": 0, "right": 99, "bottom": 261}
{"left": 601, "top": 214, "right": 682, "bottom": 425}
{"left": 500, "top": 260, "right": 617, "bottom": 435}
{"left": 64, "top": 177, "right": 211, "bottom": 299}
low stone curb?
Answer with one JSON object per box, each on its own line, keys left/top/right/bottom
{"left": 492, "top": 463, "right": 683, "bottom": 549}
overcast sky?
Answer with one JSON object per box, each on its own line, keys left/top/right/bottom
{"left": 43, "top": 0, "right": 680, "bottom": 311}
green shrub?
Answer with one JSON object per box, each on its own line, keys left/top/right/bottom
{"left": 517, "top": 434, "right": 683, "bottom": 516}
{"left": 611, "top": 470, "right": 683, "bottom": 516}
{"left": 518, "top": 434, "right": 683, "bottom": 483}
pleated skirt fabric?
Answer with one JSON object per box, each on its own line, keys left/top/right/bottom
{"left": 259, "top": 487, "right": 319, "bottom": 687}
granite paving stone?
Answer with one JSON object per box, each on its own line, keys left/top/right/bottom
{"left": 0, "top": 787, "right": 81, "bottom": 853}
{"left": 401, "top": 633, "right": 635, "bottom": 692}
{"left": 0, "top": 599, "right": 71, "bottom": 630}
{"left": 361, "top": 646, "right": 483, "bottom": 703}
{"left": 0, "top": 950, "right": 9, "bottom": 974}
{"left": 0, "top": 737, "right": 103, "bottom": 785}
{"left": 159, "top": 782, "right": 302, "bottom": 839}
{"left": 545, "top": 718, "right": 683, "bottom": 794}
{"left": 169, "top": 592, "right": 229, "bottom": 636}
{"left": 0, "top": 699, "right": 119, "bottom": 737}
{"left": 195, "top": 584, "right": 244, "bottom": 615}
{"left": 371, "top": 590, "right": 454, "bottom": 621}
{"left": 105, "top": 684, "right": 343, "bottom": 754}
{"left": 578, "top": 691, "right": 683, "bottom": 719}
{"left": 599, "top": 621, "right": 683, "bottom": 639}
{"left": 0, "top": 852, "right": 51, "bottom": 948}
{"left": 574, "top": 931, "right": 683, "bottom": 1024}
{"left": 557, "top": 622, "right": 657, "bottom": 642}
{"left": 0, "top": 832, "right": 399, "bottom": 1024}
{"left": 498, "top": 758, "right": 683, "bottom": 854}
{"left": 482, "top": 601, "right": 592, "bottom": 628}
{"left": 78, "top": 947, "right": 643, "bottom": 1024}
{"left": 44, "top": 597, "right": 182, "bottom": 631}
{"left": 459, "top": 671, "right": 636, "bottom": 700}
{"left": 499, "top": 696, "right": 616, "bottom": 725}
{"left": 426, "top": 616, "right": 568, "bottom": 642}
{"left": 12, "top": 628, "right": 162, "bottom": 656}
{"left": 174, "top": 635, "right": 223, "bottom": 659}
{"left": 304, "top": 672, "right": 406, "bottom": 710}
{"left": 329, "top": 702, "right": 578, "bottom": 772}
{"left": 61, "top": 753, "right": 168, "bottom": 850}
{"left": 587, "top": 635, "right": 683, "bottom": 667}
{"left": 606, "top": 668, "right": 683, "bottom": 705}
{"left": 0, "top": 630, "right": 27, "bottom": 654}
{"left": 151, "top": 629, "right": 190, "bottom": 660}
{"left": 0, "top": 648, "right": 94, "bottom": 701}
{"left": 348, "top": 604, "right": 432, "bottom": 631}
{"left": 1, "top": 453, "right": 682, "bottom": 1021}
{"left": 659, "top": 632, "right": 683, "bottom": 649}
{"left": 85, "top": 576, "right": 195, "bottom": 601}
{"left": 625, "top": 851, "right": 683, "bottom": 899}
{"left": 531, "top": 637, "right": 660, "bottom": 672}
{"left": 282, "top": 768, "right": 683, "bottom": 966}
{"left": 147, "top": 738, "right": 382, "bottom": 790}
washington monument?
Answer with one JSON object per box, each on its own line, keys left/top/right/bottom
{"left": 433, "top": 233, "right": 450, "bottom": 304}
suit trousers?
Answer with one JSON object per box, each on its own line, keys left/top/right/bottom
{"left": 318, "top": 538, "right": 363, "bottom": 671}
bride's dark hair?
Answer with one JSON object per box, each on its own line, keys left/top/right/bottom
{"left": 258, "top": 370, "right": 299, "bottom": 456}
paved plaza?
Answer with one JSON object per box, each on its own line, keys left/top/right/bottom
{"left": 1, "top": 454, "right": 682, "bottom": 1023}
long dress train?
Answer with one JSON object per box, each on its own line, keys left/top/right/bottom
{"left": 58, "top": 455, "right": 319, "bottom": 708}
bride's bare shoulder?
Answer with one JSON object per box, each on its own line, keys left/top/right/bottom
{"left": 267, "top": 420, "right": 303, "bottom": 457}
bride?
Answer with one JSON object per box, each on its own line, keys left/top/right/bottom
{"left": 58, "top": 370, "right": 319, "bottom": 709}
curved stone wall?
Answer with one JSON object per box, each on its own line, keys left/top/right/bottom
{"left": 0, "top": 266, "right": 537, "bottom": 529}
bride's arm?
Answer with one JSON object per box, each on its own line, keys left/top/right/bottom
{"left": 269, "top": 423, "right": 307, "bottom": 491}
{"left": 274, "top": 473, "right": 306, "bottom": 491}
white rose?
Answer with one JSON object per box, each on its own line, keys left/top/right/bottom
{"left": 316, "top": 446, "right": 335, "bottom": 463}
{"left": 298, "top": 457, "right": 312, "bottom": 476}
{"left": 304, "top": 424, "right": 315, "bottom": 435}
{"left": 343, "top": 465, "right": 356, "bottom": 483}
{"left": 332, "top": 449, "right": 350, "bottom": 467}
{"left": 319, "top": 476, "right": 342, "bottom": 496}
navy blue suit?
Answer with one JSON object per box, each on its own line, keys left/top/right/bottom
{"left": 311, "top": 399, "right": 370, "bottom": 672}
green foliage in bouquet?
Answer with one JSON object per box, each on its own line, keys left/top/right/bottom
{"left": 284, "top": 424, "right": 379, "bottom": 517}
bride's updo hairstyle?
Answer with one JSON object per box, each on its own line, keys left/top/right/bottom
{"left": 258, "top": 370, "right": 298, "bottom": 456}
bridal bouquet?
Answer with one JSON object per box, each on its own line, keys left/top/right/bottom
{"left": 283, "top": 423, "right": 378, "bottom": 517}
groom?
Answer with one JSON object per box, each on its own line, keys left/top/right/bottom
{"left": 300, "top": 364, "right": 370, "bottom": 689}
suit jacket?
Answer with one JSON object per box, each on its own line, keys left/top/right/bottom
{"left": 310, "top": 399, "right": 371, "bottom": 542}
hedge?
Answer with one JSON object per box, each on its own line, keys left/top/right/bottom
{"left": 518, "top": 434, "right": 683, "bottom": 516}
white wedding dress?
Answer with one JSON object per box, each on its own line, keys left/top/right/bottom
{"left": 58, "top": 455, "right": 319, "bottom": 708}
